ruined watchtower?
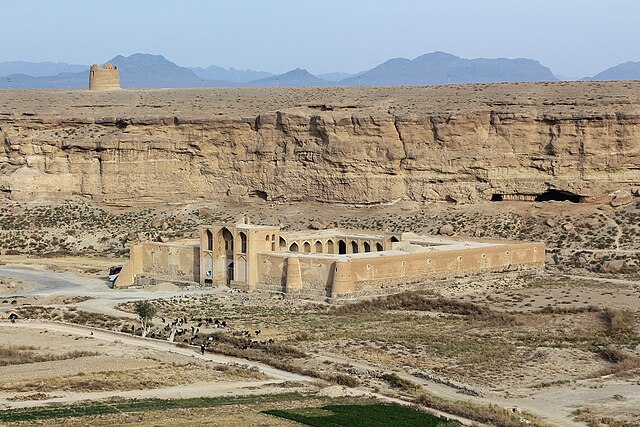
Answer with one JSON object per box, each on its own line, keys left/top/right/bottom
{"left": 88, "top": 63, "right": 120, "bottom": 91}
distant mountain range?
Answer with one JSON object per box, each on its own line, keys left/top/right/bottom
{"left": 109, "top": 54, "right": 211, "bottom": 88}
{"left": 248, "top": 68, "right": 327, "bottom": 87}
{"left": 0, "top": 61, "right": 87, "bottom": 77}
{"left": 1, "top": 52, "right": 640, "bottom": 90}
{"left": 340, "top": 52, "right": 557, "bottom": 85}
{"left": 189, "top": 65, "right": 272, "bottom": 83}
{"left": 585, "top": 61, "right": 640, "bottom": 81}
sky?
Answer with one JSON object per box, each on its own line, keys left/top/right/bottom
{"left": 2, "top": 0, "right": 639, "bottom": 78}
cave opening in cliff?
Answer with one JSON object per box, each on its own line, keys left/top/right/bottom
{"left": 535, "top": 189, "right": 583, "bottom": 203}
{"left": 249, "top": 190, "right": 269, "bottom": 201}
{"left": 115, "top": 118, "right": 128, "bottom": 129}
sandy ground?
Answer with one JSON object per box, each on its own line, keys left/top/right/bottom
{"left": 0, "top": 264, "right": 226, "bottom": 317}
{"left": 2, "top": 81, "right": 640, "bottom": 118}
{"left": 0, "top": 321, "right": 474, "bottom": 426}
{"left": 0, "top": 322, "right": 312, "bottom": 408}
{"left": 0, "top": 355, "right": 156, "bottom": 383}
{"left": 0, "top": 266, "right": 638, "bottom": 426}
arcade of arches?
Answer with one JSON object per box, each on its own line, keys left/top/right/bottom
{"left": 115, "top": 219, "right": 545, "bottom": 303}
{"left": 286, "top": 237, "right": 388, "bottom": 255}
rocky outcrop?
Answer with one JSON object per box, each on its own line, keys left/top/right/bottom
{"left": 0, "top": 83, "right": 639, "bottom": 205}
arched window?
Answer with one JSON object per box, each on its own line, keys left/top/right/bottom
{"left": 271, "top": 234, "right": 276, "bottom": 241}
{"left": 265, "top": 235, "right": 270, "bottom": 241}
{"left": 376, "top": 242, "right": 383, "bottom": 252}
{"left": 206, "top": 229, "right": 213, "bottom": 251}
{"left": 351, "top": 241, "right": 359, "bottom": 254}
{"left": 289, "top": 242, "right": 299, "bottom": 252}
{"left": 338, "top": 240, "right": 346, "bottom": 254}
{"left": 221, "top": 227, "right": 233, "bottom": 251}
{"left": 327, "top": 239, "right": 335, "bottom": 253}
{"left": 314, "top": 241, "right": 323, "bottom": 253}
{"left": 271, "top": 242, "right": 276, "bottom": 251}
{"left": 363, "top": 242, "right": 371, "bottom": 252}
{"left": 303, "top": 241, "right": 311, "bottom": 253}
{"left": 239, "top": 232, "right": 247, "bottom": 253}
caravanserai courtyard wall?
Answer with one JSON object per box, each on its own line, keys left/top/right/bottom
{"left": 255, "top": 240, "right": 543, "bottom": 301}
{"left": 115, "top": 221, "right": 544, "bottom": 302}
{"left": 117, "top": 240, "right": 200, "bottom": 287}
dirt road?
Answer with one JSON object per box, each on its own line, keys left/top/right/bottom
{"left": 0, "top": 266, "right": 223, "bottom": 318}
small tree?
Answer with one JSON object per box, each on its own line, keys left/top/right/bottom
{"left": 134, "top": 300, "right": 156, "bottom": 337}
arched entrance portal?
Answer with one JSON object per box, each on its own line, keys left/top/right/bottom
{"left": 220, "top": 227, "right": 234, "bottom": 251}
{"left": 226, "top": 262, "right": 234, "bottom": 285}
{"left": 218, "top": 227, "right": 234, "bottom": 284}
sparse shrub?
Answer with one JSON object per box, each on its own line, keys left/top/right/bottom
{"left": 595, "top": 346, "right": 640, "bottom": 377}
{"left": 601, "top": 308, "right": 636, "bottom": 340}
{"left": 381, "top": 373, "right": 419, "bottom": 393}
{"left": 331, "top": 291, "right": 521, "bottom": 326}
{"left": 332, "top": 373, "right": 358, "bottom": 387}
{"left": 415, "top": 392, "right": 547, "bottom": 427}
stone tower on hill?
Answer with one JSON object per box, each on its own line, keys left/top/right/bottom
{"left": 88, "top": 63, "right": 120, "bottom": 90}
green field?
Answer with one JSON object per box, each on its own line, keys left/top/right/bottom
{"left": 0, "top": 393, "right": 308, "bottom": 423}
{"left": 263, "top": 404, "right": 457, "bottom": 427}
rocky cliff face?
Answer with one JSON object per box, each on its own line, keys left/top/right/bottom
{"left": 1, "top": 83, "right": 638, "bottom": 205}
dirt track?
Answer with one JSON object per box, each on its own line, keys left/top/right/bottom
{"left": 0, "top": 321, "right": 313, "bottom": 384}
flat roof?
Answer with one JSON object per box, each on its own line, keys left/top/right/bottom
{"left": 201, "top": 224, "right": 278, "bottom": 231}
{"left": 283, "top": 229, "right": 386, "bottom": 240}
{"left": 267, "top": 239, "right": 510, "bottom": 260}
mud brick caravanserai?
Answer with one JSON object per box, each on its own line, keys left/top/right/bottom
{"left": 114, "top": 218, "right": 545, "bottom": 302}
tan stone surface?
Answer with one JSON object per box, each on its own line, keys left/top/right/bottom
{"left": 0, "top": 355, "right": 156, "bottom": 383}
{"left": 0, "top": 81, "right": 639, "bottom": 204}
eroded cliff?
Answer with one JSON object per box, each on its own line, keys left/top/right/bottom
{"left": 1, "top": 82, "right": 638, "bottom": 205}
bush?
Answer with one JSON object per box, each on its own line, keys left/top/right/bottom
{"left": 333, "top": 373, "right": 359, "bottom": 388}
{"left": 601, "top": 309, "right": 636, "bottom": 340}
{"left": 331, "top": 291, "right": 520, "bottom": 326}
{"left": 381, "top": 373, "right": 419, "bottom": 393}
{"left": 415, "top": 393, "right": 548, "bottom": 427}
{"left": 596, "top": 346, "right": 640, "bottom": 377}
{"left": 598, "top": 346, "right": 627, "bottom": 364}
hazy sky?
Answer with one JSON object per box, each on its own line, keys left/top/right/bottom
{"left": 2, "top": 0, "right": 639, "bottom": 78}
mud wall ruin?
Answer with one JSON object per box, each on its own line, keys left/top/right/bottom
{"left": 116, "top": 241, "right": 199, "bottom": 287}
